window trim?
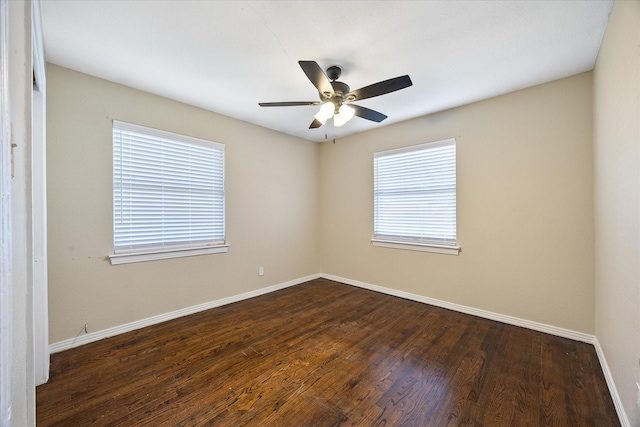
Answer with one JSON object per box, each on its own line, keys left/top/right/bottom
{"left": 108, "top": 244, "right": 229, "bottom": 265}
{"left": 109, "top": 120, "right": 227, "bottom": 265}
{"left": 371, "top": 238, "right": 460, "bottom": 255}
{"left": 372, "top": 138, "right": 459, "bottom": 255}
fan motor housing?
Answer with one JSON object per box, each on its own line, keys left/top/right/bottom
{"left": 330, "top": 81, "right": 350, "bottom": 98}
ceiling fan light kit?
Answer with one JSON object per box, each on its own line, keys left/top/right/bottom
{"left": 334, "top": 104, "right": 355, "bottom": 127}
{"left": 314, "top": 101, "right": 335, "bottom": 125}
{"left": 333, "top": 111, "right": 348, "bottom": 127}
{"left": 258, "top": 60, "right": 412, "bottom": 130}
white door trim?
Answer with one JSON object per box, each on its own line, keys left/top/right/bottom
{"left": 0, "top": 0, "right": 14, "bottom": 422}
{"left": 31, "top": 0, "right": 49, "bottom": 386}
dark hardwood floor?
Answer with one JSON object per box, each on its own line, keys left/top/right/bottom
{"left": 36, "top": 278, "right": 620, "bottom": 426}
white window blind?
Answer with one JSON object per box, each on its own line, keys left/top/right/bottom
{"left": 113, "top": 121, "right": 225, "bottom": 254}
{"left": 374, "top": 138, "right": 456, "bottom": 247}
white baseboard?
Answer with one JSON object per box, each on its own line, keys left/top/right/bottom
{"left": 49, "top": 273, "right": 321, "bottom": 354}
{"left": 50, "top": 273, "right": 597, "bottom": 353}
{"left": 320, "top": 273, "right": 596, "bottom": 344}
{"left": 593, "top": 337, "right": 631, "bottom": 427}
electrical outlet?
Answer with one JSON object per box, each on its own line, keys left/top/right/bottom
{"left": 258, "top": 266, "right": 264, "bottom": 276}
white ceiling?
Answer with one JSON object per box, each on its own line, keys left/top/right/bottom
{"left": 41, "top": 1, "right": 613, "bottom": 143}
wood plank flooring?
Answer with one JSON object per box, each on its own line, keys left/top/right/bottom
{"left": 36, "top": 278, "right": 620, "bottom": 426}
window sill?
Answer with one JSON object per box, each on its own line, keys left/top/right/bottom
{"left": 109, "top": 244, "right": 229, "bottom": 265}
{"left": 371, "top": 239, "right": 460, "bottom": 256}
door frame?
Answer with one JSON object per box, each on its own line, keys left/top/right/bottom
{"left": 0, "top": 0, "right": 14, "bottom": 422}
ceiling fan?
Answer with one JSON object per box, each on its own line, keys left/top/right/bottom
{"left": 259, "top": 61, "right": 413, "bottom": 129}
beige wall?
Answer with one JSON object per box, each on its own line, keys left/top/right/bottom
{"left": 46, "top": 64, "right": 320, "bottom": 343}
{"left": 320, "top": 72, "right": 595, "bottom": 333}
{"left": 594, "top": 0, "right": 640, "bottom": 425}
{"left": 48, "top": 66, "right": 596, "bottom": 342}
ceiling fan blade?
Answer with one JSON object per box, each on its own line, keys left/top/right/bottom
{"left": 309, "top": 118, "right": 324, "bottom": 129}
{"left": 259, "top": 101, "right": 320, "bottom": 107}
{"left": 299, "top": 61, "right": 335, "bottom": 99}
{"left": 346, "top": 75, "right": 413, "bottom": 101}
{"left": 351, "top": 105, "right": 387, "bottom": 123}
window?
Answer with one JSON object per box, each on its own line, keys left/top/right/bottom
{"left": 372, "top": 138, "right": 459, "bottom": 255}
{"left": 109, "top": 121, "right": 227, "bottom": 265}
